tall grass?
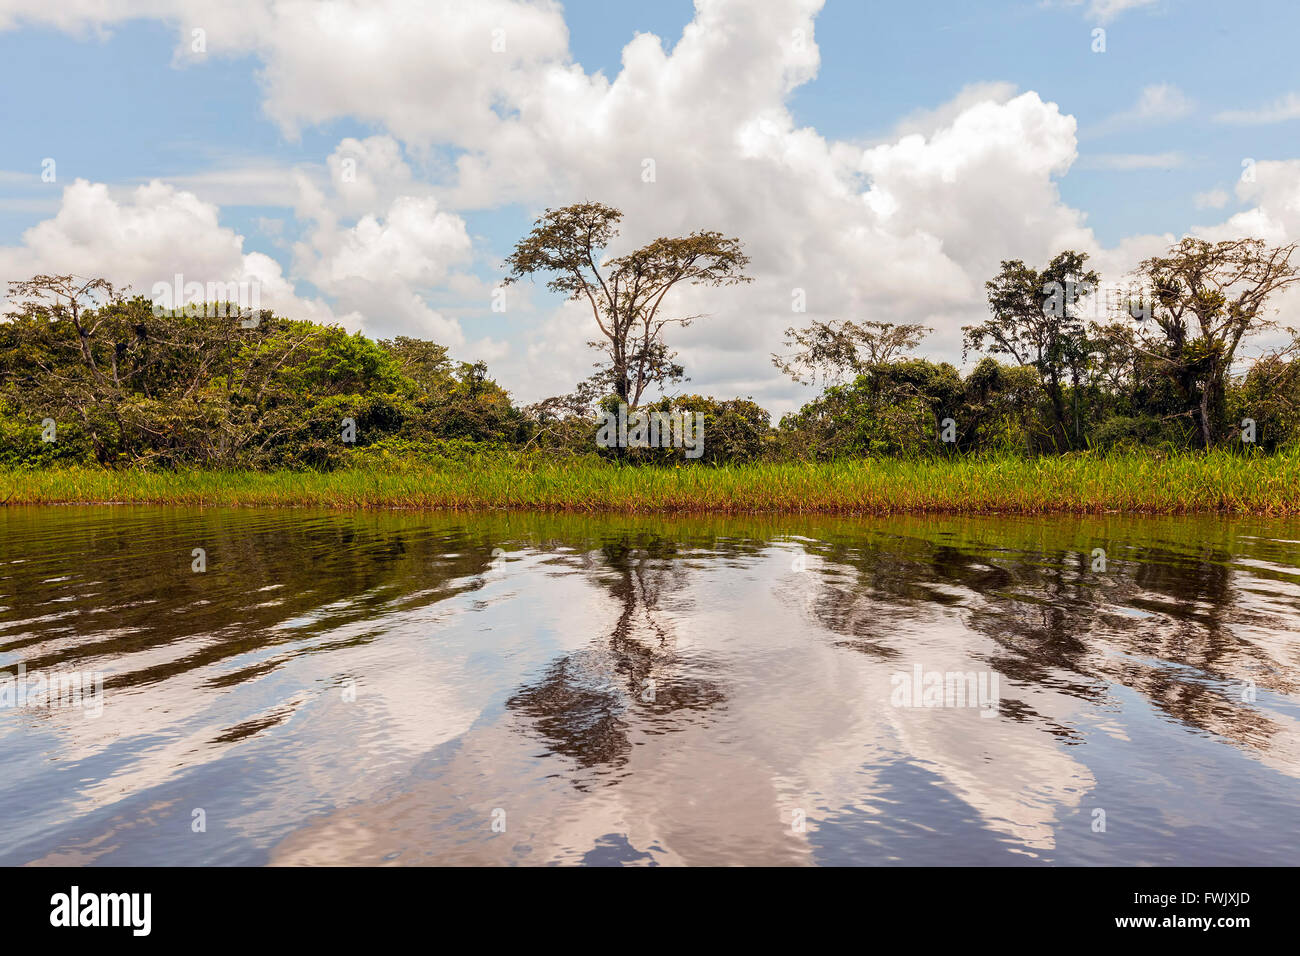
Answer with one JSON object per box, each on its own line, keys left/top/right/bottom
{"left": 3, "top": 450, "right": 1298, "bottom": 514}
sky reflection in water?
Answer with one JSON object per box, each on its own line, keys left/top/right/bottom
{"left": 1, "top": 506, "right": 1298, "bottom": 865}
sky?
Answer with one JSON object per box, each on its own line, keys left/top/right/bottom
{"left": 1, "top": 0, "right": 1299, "bottom": 416}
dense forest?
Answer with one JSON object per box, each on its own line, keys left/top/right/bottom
{"left": 2, "top": 209, "right": 1299, "bottom": 469}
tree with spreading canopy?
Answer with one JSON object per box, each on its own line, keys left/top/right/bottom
{"left": 772, "top": 318, "right": 929, "bottom": 387}
{"left": 1127, "top": 237, "right": 1299, "bottom": 448}
{"left": 503, "top": 201, "right": 750, "bottom": 409}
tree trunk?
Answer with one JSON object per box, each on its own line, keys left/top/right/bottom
{"left": 1047, "top": 383, "right": 1069, "bottom": 452}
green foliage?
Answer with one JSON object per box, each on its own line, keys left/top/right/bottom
{"left": 1132, "top": 237, "right": 1300, "bottom": 448}
{"left": 658, "top": 394, "right": 771, "bottom": 464}
{"left": 1, "top": 277, "right": 528, "bottom": 469}
{"left": 0, "top": 401, "right": 98, "bottom": 467}
{"left": 7, "top": 450, "right": 1300, "bottom": 515}
{"left": 1233, "top": 351, "right": 1300, "bottom": 452}
{"left": 5, "top": 233, "right": 1300, "bottom": 475}
{"left": 963, "top": 251, "right": 1099, "bottom": 450}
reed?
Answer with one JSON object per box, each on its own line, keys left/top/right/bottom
{"left": 3, "top": 450, "right": 1299, "bottom": 515}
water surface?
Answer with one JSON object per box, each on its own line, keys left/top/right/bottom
{"left": 2, "top": 506, "right": 1298, "bottom": 865}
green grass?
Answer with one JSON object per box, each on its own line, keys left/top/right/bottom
{"left": 3, "top": 450, "right": 1299, "bottom": 515}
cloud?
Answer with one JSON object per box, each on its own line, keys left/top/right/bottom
{"left": 0, "top": 0, "right": 575, "bottom": 149}
{"left": 1088, "top": 83, "right": 1193, "bottom": 137}
{"left": 1078, "top": 151, "right": 1184, "bottom": 170}
{"left": 1087, "top": 0, "right": 1161, "bottom": 22}
{"left": 0, "top": 0, "right": 1106, "bottom": 413}
{"left": 4, "top": 0, "right": 1300, "bottom": 414}
{"left": 324, "top": 136, "right": 430, "bottom": 219}
{"left": 1185, "top": 161, "right": 1300, "bottom": 353}
{"left": 1215, "top": 92, "right": 1300, "bottom": 125}
{"left": 0, "top": 150, "right": 489, "bottom": 356}
{"left": 293, "top": 193, "right": 474, "bottom": 345}
{"left": 288, "top": 138, "right": 480, "bottom": 346}
{"left": 1050, "top": 0, "right": 1164, "bottom": 22}
{"left": 1194, "top": 188, "right": 1229, "bottom": 210}
{"left": 886, "top": 82, "right": 1020, "bottom": 140}
{"left": 0, "top": 178, "right": 334, "bottom": 323}
{"left": 1131, "top": 82, "right": 1194, "bottom": 121}
{"left": 304, "top": 196, "right": 469, "bottom": 289}
{"left": 464, "top": 10, "right": 1095, "bottom": 409}
{"left": 1049, "top": 0, "right": 1162, "bottom": 23}
{"left": 160, "top": 163, "right": 318, "bottom": 208}
{"left": 1192, "top": 160, "right": 1300, "bottom": 244}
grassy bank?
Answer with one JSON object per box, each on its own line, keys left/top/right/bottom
{"left": 2, "top": 450, "right": 1299, "bottom": 515}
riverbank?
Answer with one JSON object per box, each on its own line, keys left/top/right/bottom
{"left": 3, "top": 451, "right": 1298, "bottom": 515}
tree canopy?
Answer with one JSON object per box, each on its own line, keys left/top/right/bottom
{"left": 503, "top": 202, "right": 750, "bottom": 409}
{"left": 4, "top": 230, "right": 1300, "bottom": 468}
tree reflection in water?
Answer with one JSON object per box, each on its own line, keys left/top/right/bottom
{"left": 507, "top": 534, "right": 726, "bottom": 784}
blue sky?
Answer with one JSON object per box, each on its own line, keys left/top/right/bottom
{"left": 1, "top": 0, "right": 1298, "bottom": 412}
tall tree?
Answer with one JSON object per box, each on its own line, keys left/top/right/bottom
{"left": 503, "top": 202, "right": 750, "bottom": 409}
{"left": 1128, "top": 237, "right": 1299, "bottom": 448}
{"left": 963, "top": 251, "right": 1099, "bottom": 450}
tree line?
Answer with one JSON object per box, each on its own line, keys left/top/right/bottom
{"left": 2, "top": 202, "right": 1298, "bottom": 468}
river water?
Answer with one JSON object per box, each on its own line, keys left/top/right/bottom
{"left": 1, "top": 506, "right": 1298, "bottom": 865}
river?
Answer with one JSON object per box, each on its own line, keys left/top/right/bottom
{"left": 2, "top": 506, "right": 1298, "bottom": 865}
